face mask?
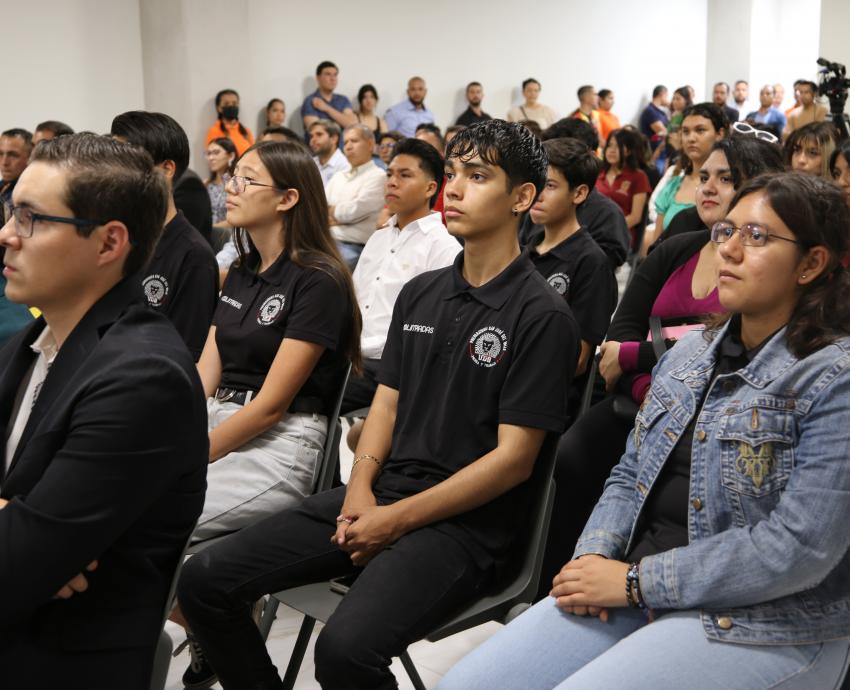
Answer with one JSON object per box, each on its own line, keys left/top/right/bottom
{"left": 221, "top": 105, "right": 239, "bottom": 120}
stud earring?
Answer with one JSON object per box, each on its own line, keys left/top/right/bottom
{"left": 512, "top": 209, "right": 519, "bottom": 217}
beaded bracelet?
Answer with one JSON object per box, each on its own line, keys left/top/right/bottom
{"left": 625, "top": 562, "right": 647, "bottom": 610}
{"left": 352, "top": 453, "right": 382, "bottom": 470}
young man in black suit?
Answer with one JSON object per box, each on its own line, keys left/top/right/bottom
{"left": 0, "top": 133, "right": 208, "bottom": 689}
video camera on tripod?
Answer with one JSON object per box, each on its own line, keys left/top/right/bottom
{"left": 817, "top": 57, "right": 850, "bottom": 139}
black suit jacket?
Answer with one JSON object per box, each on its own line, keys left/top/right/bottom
{"left": 0, "top": 277, "right": 208, "bottom": 687}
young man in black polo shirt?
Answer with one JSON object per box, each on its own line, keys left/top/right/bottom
{"left": 111, "top": 111, "right": 218, "bottom": 360}
{"left": 178, "top": 120, "right": 579, "bottom": 690}
{"left": 528, "top": 138, "right": 617, "bottom": 375}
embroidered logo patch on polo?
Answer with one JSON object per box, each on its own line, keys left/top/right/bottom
{"left": 142, "top": 274, "right": 169, "bottom": 307}
{"left": 257, "top": 294, "right": 286, "bottom": 326}
{"left": 468, "top": 326, "right": 508, "bottom": 367}
{"left": 547, "top": 272, "right": 570, "bottom": 297}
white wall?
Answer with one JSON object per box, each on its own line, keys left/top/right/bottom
{"left": 139, "top": 0, "right": 708, "bottom": 170}
{"left": 2, "top": 0, "right": 145, "bottom": 135}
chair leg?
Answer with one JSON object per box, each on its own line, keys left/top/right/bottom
{"left": 281, "top": 615, "right": 317, "bottom": 690}
{"left": 399, "top": 650, "right": 427, "bottom": 690}
{"left": 258, "top": 597, "right": 279, "bottom": 641}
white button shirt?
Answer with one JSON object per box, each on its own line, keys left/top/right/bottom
{"left": 353, "top": 212, "right": 461, "bottom": 359}
{"left": 314, "top": 148, "right": 350, "bottom": 187}
{"left": 326, "top": 160, "right": 388, "bottom": 246}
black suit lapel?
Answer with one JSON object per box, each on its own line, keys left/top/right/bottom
{"left": 5, "top": 277, "right": 144, "bottom": 480}
{"left": 0, "top": 319, "right": 44, "bottom": 482}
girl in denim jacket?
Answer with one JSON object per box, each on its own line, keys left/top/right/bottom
{"left": 440, "top": 173, "right": 850, "bottom": 689}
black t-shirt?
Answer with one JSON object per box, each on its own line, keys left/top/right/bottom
{"left": 455, "top": 108, "right": 493, "bottom": 127}
{"left": 627, "top": 318, "right": 759, "bottom": 562}
{"left": 374, "top": 251, "right": 580, "bottom": 568}
{"left": 527, "top": 228, "right": 617, "bottom": 346}
{"left": 650, "top": 206, "right": 705, "bottom": 251}
{"left": 142, "top": 212, "right": 218, "bottom": 360}
{"left": 213, "top": 250, "right": 351, "bottom": 416}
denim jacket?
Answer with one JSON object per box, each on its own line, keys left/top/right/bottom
{"left": 575, "top": 321, "right": 850, "bottom": 644}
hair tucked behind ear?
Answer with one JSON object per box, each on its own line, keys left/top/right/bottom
{"left": 715, "top": 172, "right": 850, "bottom": 358}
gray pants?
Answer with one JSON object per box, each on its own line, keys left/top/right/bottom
{"left": 193, "top": 398, "right": 327, "bottom": 541}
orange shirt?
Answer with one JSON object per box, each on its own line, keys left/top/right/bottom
{"left": 205, "top": 120, "right": 255, "bottom": 156}
{"left": 597, "top": 109, "right": 621, "bottom": 142}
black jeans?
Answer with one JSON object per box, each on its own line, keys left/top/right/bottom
{"left": 537, "top": 395, "right": 636, "bottom": 600}
{"left": 178, "top": 486, "right": 488, "bottom": 690}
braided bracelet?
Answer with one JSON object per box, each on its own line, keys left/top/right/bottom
{"left": 625, "top": 562, "right": 647, "bottom": 610}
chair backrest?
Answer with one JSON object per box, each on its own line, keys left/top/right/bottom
{"left": 426, "top": 432, "right": 560, "bottom": 641}
{"left": 313, "top": 362, "right": 351, "bottom": 494}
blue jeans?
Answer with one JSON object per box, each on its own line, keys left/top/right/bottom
{"left": 336, "top": 240, "right": 364, "bottom": 271}
{"left": 439, "top": 597, "right": 850, "bottom": 690}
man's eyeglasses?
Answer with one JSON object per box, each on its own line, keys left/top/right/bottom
{"left": 226, "top": 175, "right": 289, "bottom": 195}
{"left": 731, "top": 121, "right": 779, "bottom": 144}
{"left": 711, "top": 221, "right": 800, "bottom": 247}
{"left": 378, "top": 142, "right": 397, "bottom": 151}
{"left": 3, "top": 203, "right": 104, "bottom": 239}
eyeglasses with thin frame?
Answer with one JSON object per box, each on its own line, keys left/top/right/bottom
{"left": 3, "top": 202, "right": 104, "bottom": 239}
{"left": 730, "top": 121, "right": 779, "bottom": 144}
{"left": 226, "top": 175, "right": 288, "bottom": 195}
{"left": 711, "top": 220, "right": 800, "bottom": 247}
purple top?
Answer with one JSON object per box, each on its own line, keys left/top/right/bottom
{"left": 619, "top": 250, "right": 722, "bottom": 374}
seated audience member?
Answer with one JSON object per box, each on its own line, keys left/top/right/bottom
{"left": 456, "top": 81, "right": 492, "bottom": 126}
{"left": 643, "top": 102, "right": 727, "bottom": 253}
{"left": 712, "top": 81, "right": 740, "bottom": 124}
{"left": 385, "top": 76, "right": 436, "bottom": 137}
{"left": 535, "top": 134, "right": 785, "bottom": 601}
{"left": 773, "top": 83, "right": 785, "bottom": 109}
{"left": 732, "top": 78, "right": 754, "bottom": 119}
{"left": 177, "top": 119, "right": 578, "bottom": 690}
{"left": 112, "top": 111, "right": 218, "bottom": 360}
{"left": 785, "top": 80, "right": 827, "bottom": 135}
{"left": 521, "top": 118, "right": 630, "bottom": 270}
{"left": 830, "top": 138, "right": 850, "bottom": 210}
{"left": 327, "top": 124, "right": 387, "bottom": 268}
{"left": 669, "top": 87, "right": 693, "bottom": 130}
{"left": 32, "top": 120, "right": 73, "bottom": 145}
{"left": 596, "top": 89, "right": 620, "bottom": 143}
{"left": 0, "top": 133, "right": 207, "bottom": 690}
{"left": 441, "top": 173, "right": 850, "bottom": 690}
{"left": 507, "top": 77, "right": 558, "bottom": 130}
{"left": 309, "top": 120, "right": 350, "bottom": 186}
{"left": 785, "top": 121, "right": 839, "bottom": 178}
{"left": 0, "top": 129, "right": 33, "bottom": 208}
{"left": 205, "top": 136, "right": 237, "bottom": 231}
{"left": 746, "top": 84, "right": 787, "bottom": 134}
{"left": 415, "top": 122, "right": 445, "bottom": 153}
{"left": 260, "top": 126, "right": 303, "bottom": 143}
{"left": 354, "top": 83, "right": 388, "bottom": 141}
{"left": 205, "top": 89, "right": 255, "bottom": 156}
{"left": 302, "top": 61, "right": 355, "bottom": 138}
{"left": 596, "top": 128, "right": 652, "bottom": 248}
{"left": 529, "top": 138, "right": 617, "bottom": 375}
{"left": 377, "top": 130, "right": 403, "bottom": 166}
{"left": 265, "top": 98, "right": 286, "bottom": 129}
{"left": 639, "top": 85, "right": 670, "bottom": 150}
{"left": 570, "top": 85, "right": 601, "bottom": 134}
{"left": 174, "top": 167, "right": 215, "bottom": 246}
{"left": 445, "top": 124, "right": 466, "bottom": 147}
{"left": 343, "top": 137, "right": 461, "bottom": 418}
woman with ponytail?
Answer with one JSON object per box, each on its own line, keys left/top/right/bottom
{"left": 205, "top": 88, "right": 255, "bottom": 156}
{"left": 442, "top": 172, "right": 850, "bottom": 690}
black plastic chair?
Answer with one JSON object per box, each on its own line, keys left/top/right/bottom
{"left": 268, "top": 433, "right": 561, "bottom": 690}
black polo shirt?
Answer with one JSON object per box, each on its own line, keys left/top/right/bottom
{"left": 527, "top": 228, "right": 617, "bottom": 346}
{"left": 213, "top": 250, "right": 351, "bottom": 416}
{"left": 142, "top": 212, "right": 218, "bottom": 360}
{"left": 455, "top": 107, "right": 493, "bottom": 127}
{"left": 374, "top": 251, "right": 580, "bottom": 568}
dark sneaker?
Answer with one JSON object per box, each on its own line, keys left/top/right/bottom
{"left": 181, "top": 632, "right": 218, "bottom": 689}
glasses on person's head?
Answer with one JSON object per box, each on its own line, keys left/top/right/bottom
{"left": 731, "top": 121, "right": 779, "bottom": 144}
{"left": 710, "top": 220, "right": 800, "bottom": 247}
{"left": 226, "top": 175, "right": 288, "bottom": 195}
{"left": 3, "top": 202, "right": 104, "bottom": 239}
